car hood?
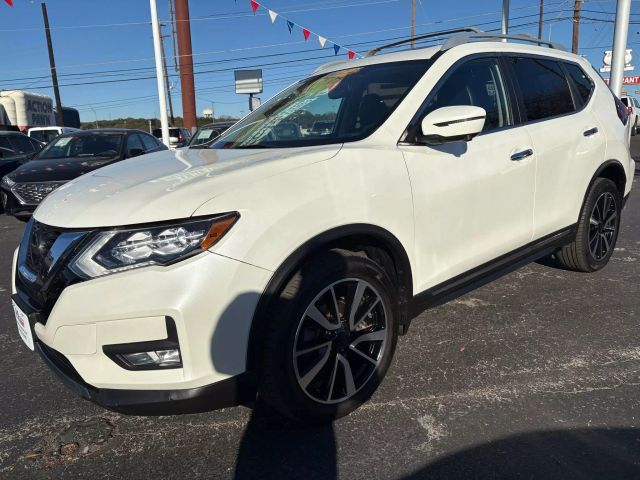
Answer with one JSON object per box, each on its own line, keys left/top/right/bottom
{"left": 34, "top": 145, "right": 342, "bottom": 228}
{"left": 6, "top": 157, "right": 118, "bottom": 183}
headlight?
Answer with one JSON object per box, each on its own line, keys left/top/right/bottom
{"left": 1, "top": 176, "right": 15, "bottom": 188}
{"left": 70, "top": 213, "right": 238, "bottom": 279}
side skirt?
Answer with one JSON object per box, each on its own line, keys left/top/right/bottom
{"left": 408, "top": 225, "right": 576, "bottom": 320}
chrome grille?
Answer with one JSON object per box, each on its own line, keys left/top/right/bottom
{"left": 12, "top": 181, "right": 65, "bottom": 205}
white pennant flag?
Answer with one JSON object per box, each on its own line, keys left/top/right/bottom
{"left": 268, "top": 10, "right": 278, "bottom": 23}
{"left": 318, "top": 36, "right": 327, "bottom": 48}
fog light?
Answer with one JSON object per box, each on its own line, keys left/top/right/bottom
{"left": 120, "top": 349, "right": 181, "bottom": 368}
{"left": 102, "top": 318, "right": 182, "bottom": 370}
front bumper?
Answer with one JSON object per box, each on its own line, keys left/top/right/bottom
{"left": 37, "top": 341, "right": 254, "bottom": 415}
{"left": 1, "top": 186, "right": 36, "bottom": 217}
{"left": 13, "top": 245, "right": 272, "bottom": 414}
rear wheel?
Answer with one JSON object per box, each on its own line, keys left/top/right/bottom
{"left": 556, "top": 178, "right": 621, "bottom": 272}
{"left": 259, "top": 250, "right": 398, "bottom": 423}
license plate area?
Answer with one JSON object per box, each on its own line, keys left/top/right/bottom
{"left": 11, "top": 293, "right": 42, "bottom": 352}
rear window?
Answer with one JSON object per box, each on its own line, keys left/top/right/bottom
{"left": 510, "top": 57, "right": 575, "bottom": 121}
{"left": 621, "top": 98, "right": 630, "bottom": 106}
{"left": 564, "top": 63, "right": 594, "bottom": 106}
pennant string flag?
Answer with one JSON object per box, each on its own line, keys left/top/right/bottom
{"left": 249, "top": 0, "right": 358, "bottom": 60}
{"left": 4, "top": 0, "right": 13, "bottom": 6}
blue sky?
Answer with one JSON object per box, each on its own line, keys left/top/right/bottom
{"left": 0, "top": 0, "right": 637, "bottom": 121}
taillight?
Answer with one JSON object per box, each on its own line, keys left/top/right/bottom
{"left": 628, "top": 106, "right": 633, "bottom": 114}
{"left": 615, "top": 96, "right": 630, "bottom": 125}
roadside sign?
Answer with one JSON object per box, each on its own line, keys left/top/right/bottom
{"left": 604, "top": 76, "right": 640, "bottom": 85}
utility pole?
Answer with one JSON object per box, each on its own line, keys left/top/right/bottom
{"left": 538, "top": 0, "right": 544, "bottom": 40}
{"left": 174, "top": 0, "right": 197, "bottom": 132}
{"left": 158, "top": 23, "right": 175, "bottom": 125}
{"left": 41, "top": 2, "right": 64, "bottom": 126}
{"left": 610, "top": 0, "right": 632, "bottom": 97}
{"left": 572, "top": 0, "right": 581, "bottom": 54}
{"left": 501, "top": 0, "right": 509, "bottom": 41}
{"left": 410, "top": 0, "right": 416, "bottom": 49}
{"left": 150, "top": 0, "right": 170, "bottom": 146}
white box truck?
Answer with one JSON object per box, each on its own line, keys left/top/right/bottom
{"left": 0, "top": 90, "right": 55, "bottom": 132}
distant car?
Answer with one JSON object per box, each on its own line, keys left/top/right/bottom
{"left": 0, "top": 131, "right": 44, "bottom": 214}
{"left": 1, "top": 128, "right": 166, "bottom": 219}
{"left": 28, "top": 126, "right": 81, "bottom": 145}
{"left": 152, "top": 127, "right": 191, "bottom": 148}
{"left": 310, "top": 120, "right": 334, "bottom": 135}
{"left": 188, "top": 121, "right": 236, "bottom": 148}
{"left": 620, "top": 96, "right": 639, "bottom": 136}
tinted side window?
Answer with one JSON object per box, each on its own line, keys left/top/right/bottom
{"left": 141, "top": 134, "right": 159, "bottom": 151}
{"left": 421, "top": 58, "right": 512, "bottom": 132}
{"left": 126, "top": 133, "right": 145, "bottom": 152}
{"left": 564, "top": 63, "right": 594, "bottom": 106}
{"left": 9, "top": 135, "right": 35, "bottom": 154}
{"left": 510, "top": 57, "right": 574, "bottom": 121}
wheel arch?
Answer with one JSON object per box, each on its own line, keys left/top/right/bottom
{"left": 592, "top": 160, "right": 627, "bottom": 197}
{"left": 246, "top": 223, "right": 413, "bottom": 375}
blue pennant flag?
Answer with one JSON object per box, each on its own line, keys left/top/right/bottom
{"left": 287, "top": 20, "right": 295, "bottom": 33}
{"left": 333, "top": 44, "right": 341, "bottom": 55}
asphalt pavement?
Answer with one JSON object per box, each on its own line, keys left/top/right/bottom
{"left": 0, "top": 141, "right": 639, "bottom": 479}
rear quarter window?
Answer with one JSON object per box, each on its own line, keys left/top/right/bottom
{"left": 564, "top": 63, "right": 594, "bottom": 106}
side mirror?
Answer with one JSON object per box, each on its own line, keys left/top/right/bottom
{"left": 127, "top": 148, "right": 145, "bottom": 158}
{"left": 420, "top": 105, "right": 486, "bottom": 144}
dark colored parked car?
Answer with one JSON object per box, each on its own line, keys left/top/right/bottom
{"left": 188, "top": 121, "right": 236, "bottom": 148}
{"left": 152, "top": 127, "right": 191, "bottom": 148}
{"left": 1, "top": 128, "right": 166, "bottom": 219}
{"left": 0, "top": 131, "right": 44, "bottom": 214}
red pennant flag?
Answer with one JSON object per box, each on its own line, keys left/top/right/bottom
{"left": 4, "top": 0, "right": 13, "bottom": 6}
{"left": 250, "top": 0, "right": 259, "bottom": 13}
{"left": 302, "top": 28, "right": 310, "bottom": 41}
{"left": 348, "top": 50, "right": 355, "bottom": 60}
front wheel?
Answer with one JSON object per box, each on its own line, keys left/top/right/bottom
{"left": 556, "top": 178, "right": 621, "bottom": 272}
{"left": 259, "top": 250, "right": 398, "bottom": 423}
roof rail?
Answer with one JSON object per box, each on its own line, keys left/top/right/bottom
{"left": 365, "top": 27, "right": 483, "bottom": 57}
{"left": 442, "top": 32, "right": 567, "bottom": 52}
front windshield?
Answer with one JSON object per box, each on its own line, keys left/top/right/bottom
{"left": 37, "top": 133, "right": 124, "bottom": 160}
{"left": 213, "top": 60, "right": 432, "bottom": 149}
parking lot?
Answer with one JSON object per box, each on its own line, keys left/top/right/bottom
{"left": 0, "top": 141, "right": 638, "bottom": 480}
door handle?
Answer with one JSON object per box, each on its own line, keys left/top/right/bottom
{"left": 510, "top": 149, "right": 534, "bottom": 161}
{"left": 583, "top": 127, "right": 599, "bottom": 137}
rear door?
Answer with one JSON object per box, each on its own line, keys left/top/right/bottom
{"left": 506, "top": 56, "right": 605, "bottom": 238}
{"left": 400, "top": 56, "right": 536, "bottom": 291}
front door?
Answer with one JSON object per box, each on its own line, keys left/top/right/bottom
{"left": 399, "top": 56, "right": 536, "bottom": 293}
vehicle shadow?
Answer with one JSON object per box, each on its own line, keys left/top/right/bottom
{"left": 233, "top": 400, "right": 337, "bottom": 479}
{"left": 401, "top": 427, "right": 640, "bottom": 480}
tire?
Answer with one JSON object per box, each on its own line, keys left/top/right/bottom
{"left": 556, "top": 178, "right": 621, "bottom": 272}
{"left": 259, "top": 249, "right": 398, "bottom": 423}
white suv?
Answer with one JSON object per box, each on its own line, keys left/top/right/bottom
{"left": 10, "top": 30, "right": 635, "bottom": 423}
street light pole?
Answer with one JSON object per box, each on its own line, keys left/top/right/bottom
{"left": 501, "top": 0, "right": 509, "bottom": 41}
{"left": 150, "top": 0, "right": 170, "bottom": 146}
{"left": 610, "top": 0, "right": 632, "bottom": 97}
